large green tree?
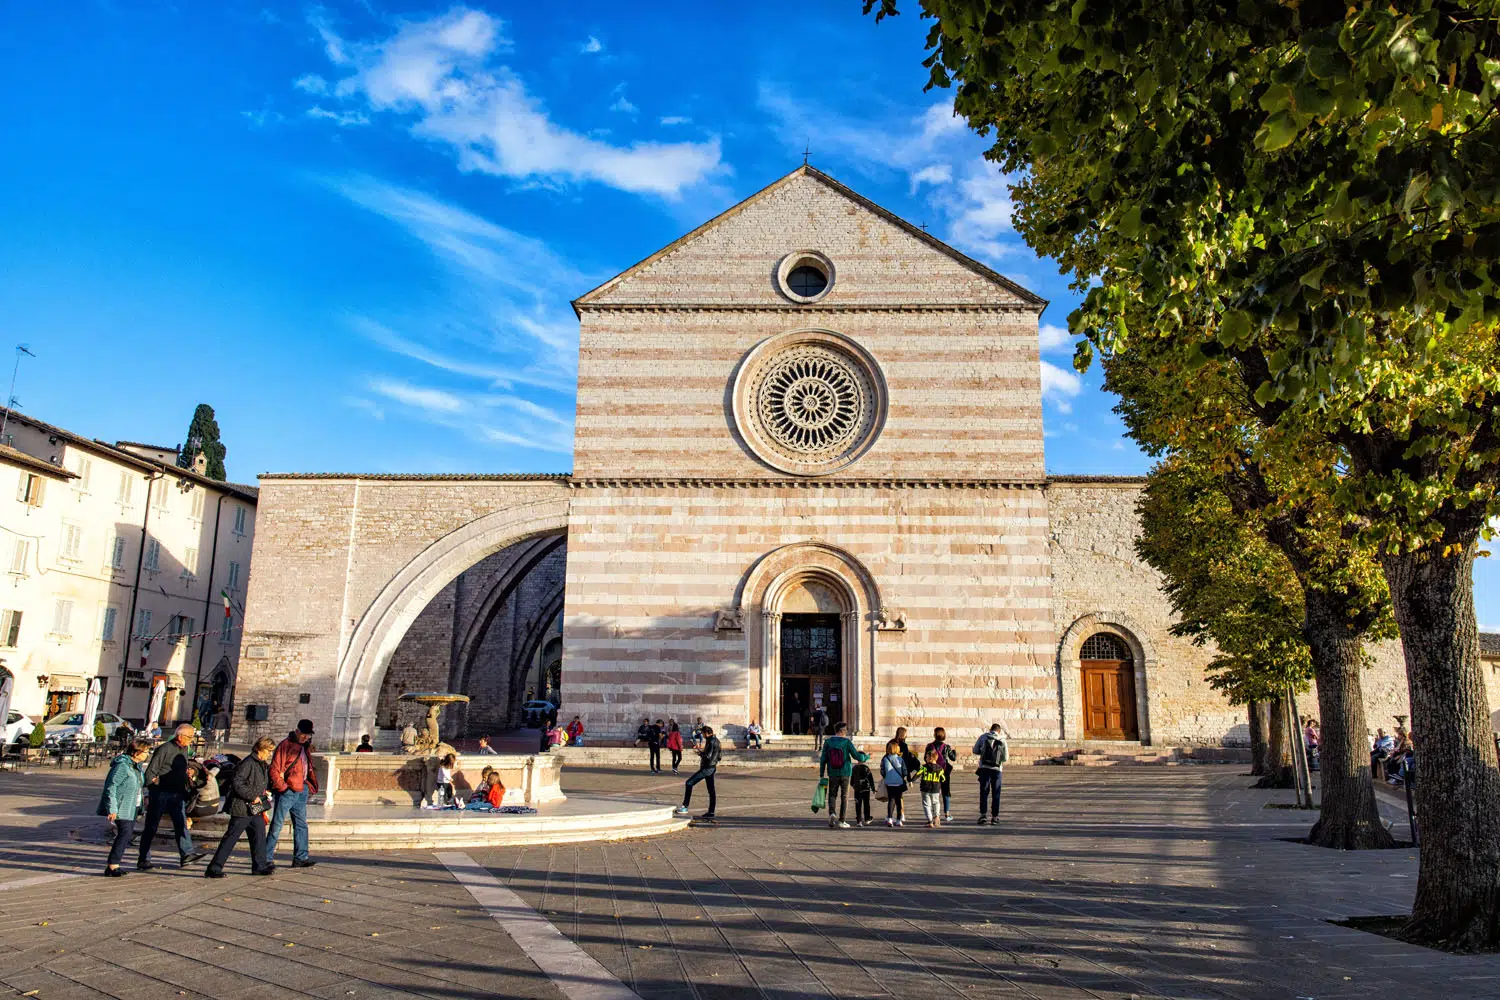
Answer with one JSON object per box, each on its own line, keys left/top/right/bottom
{"left": 179, "top": 403, "right": 226, "bottom": 481}
{"left": 869, "top": 0, "right": 1500, "bottom": 946}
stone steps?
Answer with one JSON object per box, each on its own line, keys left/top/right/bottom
{"left": 557, "top": 742, "right": 1250, "bottom": 769}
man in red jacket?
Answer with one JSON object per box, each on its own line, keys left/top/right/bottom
{"left": 265, "top": 719, "right": 318, "bottom": 869}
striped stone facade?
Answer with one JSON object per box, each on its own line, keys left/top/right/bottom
{"left": 233, "top": 167, "right": 1288, "bottom": 749}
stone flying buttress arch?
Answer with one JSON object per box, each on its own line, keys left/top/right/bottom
{"left": 333, "top": 498, "right": 572, "bottom": 747}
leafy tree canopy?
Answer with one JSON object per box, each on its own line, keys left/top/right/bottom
{"left": 179, "top": 403, "right": 226, "bottom": 481}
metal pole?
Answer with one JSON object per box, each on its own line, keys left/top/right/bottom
{"left": 0, "top": 345, "right": 35, "bottom": 446}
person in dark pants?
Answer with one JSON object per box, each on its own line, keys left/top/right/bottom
{"left": 98, "top": 741, "right": 151, "bottom": 876}
{"left": 673, "top": 725, "right": 722, "bottom": 820}
{"left": 923, "top": 727, "right": 958, "bottom": 822}
{"left": 647, "top": 719, "right": 664, "bottom": 773}
{"left": 971, "top": 724, "right": 1008, "bottom": 825}
{"left": 665, "top": 723, "right": 684, "bottom": 774}
{"left": 818, "top": 722, "right": 869, "bottom": 829}
{"left": 811, "top": 704, "right": 829, "bottom": 751}
{"left": 206, "top": 737, "right": 276, "bottom": 878}
{"left": 137, "top": 724, "right": 206, "bottom": 870}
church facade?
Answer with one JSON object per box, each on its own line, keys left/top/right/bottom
{"left": 234, "top": 167, "right": 1379, "bottom": 749}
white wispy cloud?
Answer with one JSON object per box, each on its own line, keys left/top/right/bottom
{"left": 581, "top": 35, "right": 603, "bottom": 54}
{"left": 1038, "top": 323, "right": 1073, "bottom": 353}
{"left": 293, "top": 73, "right": 329, "bottom": 95}
{"left": 1040, "top": 361, "right": 1083, "bottom": 412}
{"left": 327, "top": 177, "right": 589, "bottom": 456}
{"left": 368, "top": 377, "right": 464, "bottom": 414}
{"left": 304, "top": 7, "right": 720, "bottom": 198}
{"left": 240, "top": 108, "right": 285, "bottom": 127}
{"left": 307, "top": 106, "right": 370, "bottom": 127}
{"left": 610, "top": 95, "right": 638, "bottom": 114}
{"left": 659, "top": 115, "right": 691, "bottom": 126}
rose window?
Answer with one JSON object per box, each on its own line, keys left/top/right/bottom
{"left": 733, "top": 332, "right": 886, "bottom": 476}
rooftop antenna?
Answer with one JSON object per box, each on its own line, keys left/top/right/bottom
{"left": 802, "top": 142, "right": 811, "bottom": 166}
{"left": 0, "top": 345, "right": 35, "bottom": 447}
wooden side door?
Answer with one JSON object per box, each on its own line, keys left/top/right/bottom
{"left": 1081, "top": 662, "right": 1139, "bottom": 740}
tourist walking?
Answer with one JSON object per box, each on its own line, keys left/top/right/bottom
{"left": 647, "top": 719, "right": 664, "bottom": 773}
{"left": 265, "top": 719, "right": 318, "bottom": 869}
{"left": 880, "top": 740, "right": 908, "bottom": 826}
{"left": 210, "top": 707, "right": 230, "bottom": 748}
{"left": 811, "top": 703, "right": 829, "bottom": 750}
{"left": 205, "top": 736, "right": 275, "bottom": 878}
{"left": 916, "top": 748, "right": 947, "bottom": 827}
{"left": 673, "top": 724, "right": 721, "bottom": 820}
{"left": 893, "top": 726, "right": 919, "bottom": 776}
{"left": 923, "top": 727, "right": 958, "bottom": 821}
{"left": 98, "top": 741, "right": 150, "bottom": 876}
{"left": 137, "top": 724, "right": 206, "bottom": 870}
{"left": 818, "top": 722, "right": 868, "bottom": 829}
{"left": 665, "top": 724, "right": 684, "bottom": 773}
{"left": 851, "top": 758, "right": 876, "bottom": 827}
{"left": 972, "top": 724, "right": 1008, "bottom": 825}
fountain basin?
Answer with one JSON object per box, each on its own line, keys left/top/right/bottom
{"left": 316, "top": 752, "right": 564, "bottom": 808}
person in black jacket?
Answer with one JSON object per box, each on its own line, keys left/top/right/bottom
{"left": 205, "top": 737, "right": 276, "bottom": 878}
{"left": 673, "top": 725, "right": 721, "bottom": 820}
{"left": 137, "top": 724, "right": 206, "bottom": 870}
{"left": 647, "top": 719, "right": 664, "bottom": 773}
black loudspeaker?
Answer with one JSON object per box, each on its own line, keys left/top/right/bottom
{"left": 245, "top": 704, "right": 269, "bottom": 722}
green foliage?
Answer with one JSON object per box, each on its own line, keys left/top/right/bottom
{"left": 93, "top": 720, "right": 106, "bottom": 742}
{"left": 179, "top": 403, "right": 227, "bottom": 481}
{"left": 867, "top": 0, "right": 1500, "bottom": 548}
{"left": 29, "top": 723, "right": 44, "bottom": 748}
{"left": 1136, "top": 456, "right": 1311, "bottom": 704}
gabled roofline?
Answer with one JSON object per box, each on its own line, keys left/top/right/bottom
{"left": 571, "top": 165, "right": 1048, "bottom": 315}
{"left": 0, "top": 408, "right": 258, "bottom": 503}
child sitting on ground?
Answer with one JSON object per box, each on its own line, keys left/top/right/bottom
{"left": 465, "top": 766, "right": 506, "bottom": 810}
{"left": 917, "top": 748, "right": 947, "bottom": 828}
{"left": 850, "top": 759, "right": 875, "bottom": 827}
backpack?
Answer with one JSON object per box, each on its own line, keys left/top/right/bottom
{"left": 827, "top": 745, "right": 845, "bottom": 771}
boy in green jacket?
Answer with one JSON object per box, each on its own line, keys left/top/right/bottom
{"left": 818, "top": 722, "right": 869, "bottom": 829}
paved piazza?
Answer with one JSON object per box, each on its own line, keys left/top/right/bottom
{"left": 1, "top": 764, "right": 1495, "bottom": 1000}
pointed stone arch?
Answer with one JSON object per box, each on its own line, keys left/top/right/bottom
{"left": 333, "top": 499, "right": 571, "bottom": 746}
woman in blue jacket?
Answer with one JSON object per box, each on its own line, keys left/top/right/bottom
{"left": 98, "top": 741, "right": 151, "bottom": 876}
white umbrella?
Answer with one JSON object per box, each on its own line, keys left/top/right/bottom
{"left": 80, "top": 677, "right": 101, "bottom": 743}
{"left": 0, "top": 672, "right": 13, "bottom": 739}
{"left": 146, "top": 678, "right": 166, "bottom": 734}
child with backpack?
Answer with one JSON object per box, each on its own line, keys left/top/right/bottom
{"left": 916, "top": 747, "right": 947, "bottom": 827}
{"left": 850, "top": 758, "right": 876, "bottom": 827}
{"left": 879, "top": 739, "right": 908, "bottom": 826}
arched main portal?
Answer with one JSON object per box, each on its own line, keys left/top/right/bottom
{"left": 333, "top": 499, "right": 571, "bottom": 746}
{"left": 1057, "top": 612, "right": 1154, "bottom": 744}
{"left": 738, "top": 543, "right": 881, "bottom": 736}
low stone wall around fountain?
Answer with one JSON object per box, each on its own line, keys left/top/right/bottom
{"left": 316, "top": 752, "right": 565, "bottom": 808}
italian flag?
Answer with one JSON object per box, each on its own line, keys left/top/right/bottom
{"left": 140, "top": 641, "right": 150, "bottom": 667}
{"left": 221, "top": 590, "right": 232, "bottom": 619}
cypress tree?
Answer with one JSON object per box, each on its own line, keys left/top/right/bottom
{"left": 179, "top": 403, "right": 226, "bottom": 481}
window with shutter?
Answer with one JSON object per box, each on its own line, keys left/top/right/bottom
{"left": 220, "top": 614, "right": 233, "bottom": 642}
{"left": 190, "top": 488, "right": 204, "bottom": 519}
{"left": 136, "top": 609, "right": 151, "bottom": 638}
{"left": 0, "top": 610, "right": 21, "bottom": 647}
{"left": 117, "top": 472, "right": 134, "bottom": 505}
{"left": 109, "top": 535, "right": 125, "bottom": 570}
{"left": 183, "top": 547, "right": 198, "bottom": 578}
{"left": 60, "top": 523, "right": 82, "bottom": 560}
{"left": 52, "top": 599, "right": 74, "bottom": 637}
{"left": 10, "top": 539, "right": 28, "bottom": 574}
{"left": 227, "top": 561, "right": 241, "bottom": 589}
{"left": 72, "top": 456, "right": 93, "bottom": 493}
{"left": 17, "top": 474, "right": 44, "bottom": 507}
{"left": 144, "top": 538, "right": 160, "bottom": 572}
{"left": 100, "top": 606, "right": 118, "bottom": 642}
{"left": 233, "top": 505, "right": 247, "bottom": 534}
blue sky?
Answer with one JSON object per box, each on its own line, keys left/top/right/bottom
{"left": 3, "top": 2, "right": 1496, "bottom": 623}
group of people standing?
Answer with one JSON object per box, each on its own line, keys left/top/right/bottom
{"left": 96, "top": 719, "right": 320, "bottom": 878}
{"left": 817, "top": 723, "right": 1009, "bottom": 828}
{"left": 638, "top": 717, "right": 706, "bottom": 774}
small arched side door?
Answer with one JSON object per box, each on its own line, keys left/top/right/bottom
{"left": 1080, "top": 633, "right": 1139, "bottom": 740}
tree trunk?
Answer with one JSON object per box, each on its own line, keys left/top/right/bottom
{"left": 1384, "top": 540, "right": 1500, "bottom": 950}
{"left": 1256, "top": 694, "right": 1295, "bottom": 788}
{"left": 1248, "top": 700, "right": 1271, "bottom": 776}
{"left": 1302, "top": 589, "right": 1394, "bottom": 849}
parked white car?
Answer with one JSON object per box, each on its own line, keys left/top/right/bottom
{"left": 4, "top": 710, "right": 34, "bottom": 745}
{"left": 521, "top": 700, "right": 556, "bottom": 727}
{"left": 40, "top": 710, "right": 127, "bottom": 745}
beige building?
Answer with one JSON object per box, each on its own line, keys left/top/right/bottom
{"left": 0, "top": 409, "right": 257, "bottom": 729}
{"left": 234, "top": 167, "right": 1437, "bottom": 749}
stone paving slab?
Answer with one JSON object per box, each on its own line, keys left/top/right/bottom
{"left": 1, "top": 762, "right": 1496, "bottom": 999}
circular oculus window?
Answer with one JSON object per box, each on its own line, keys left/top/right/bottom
{"left": 731, "top": 330, "right": 887, "bottom": 476}
{"left": 776, "top": 251, "right": 835, "bottom": 303}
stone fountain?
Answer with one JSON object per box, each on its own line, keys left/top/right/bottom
{"left": 399, "top": 691, "right": 470, "bottom": 757}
